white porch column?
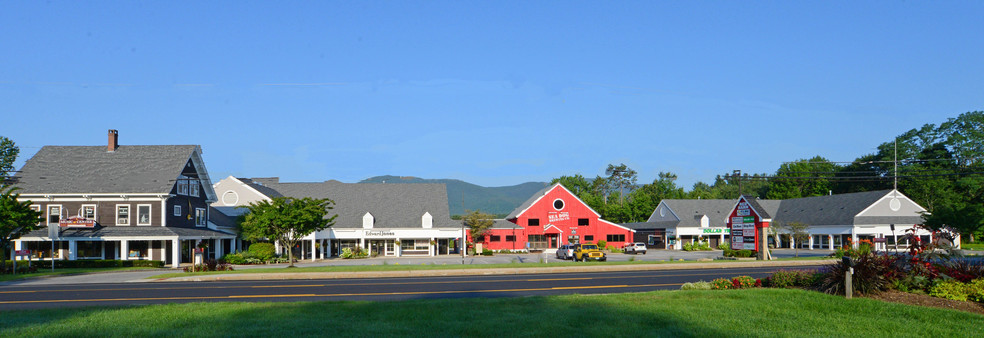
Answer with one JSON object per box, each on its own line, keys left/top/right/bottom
{"left": 68, "top": 240, "right": 77, "bottom": 260}
{"left": 320, "top": 239, "right": 326, "bottom": 259}
{"left": 171, "top": 238, "right": 180, "bottom": 268}
{"left": 828, "top": 235, "right": 834, "bottom": 250}
{"left": 851, "top": 232, "right": 858, "bottom": 249}
{"left": 13, "top": 240, "right": 22, "bottom": 261}
{"left": 808, "top": 235, "right": 814, "bottom": 250}
{"left": 274, "top": 241, "right": 281, "bottom": 256}
{"left": 311, "top": 238, "right": 316, "bottom": 262}
{"left": 121, "top": 240, "right": 129, "bottom": 260}
{"left": 430, "top": 237, "right": 435, "bottom": 256}
{"left": 215, "top": 239, "right": 223, "bottom": 260}
{"left": 397, "top": 239, "right": 402, "bottom": 257}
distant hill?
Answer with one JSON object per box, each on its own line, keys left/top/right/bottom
{"left": 358, "top": 175, "right": 548, "bottom": 216}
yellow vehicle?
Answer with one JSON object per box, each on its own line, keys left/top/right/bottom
{"left": 573, "top": 243, "right": 607, "bottom": 262}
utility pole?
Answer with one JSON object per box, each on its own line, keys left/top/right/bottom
{"left": 733, "top": 169, "right": 743, "bottom": 196}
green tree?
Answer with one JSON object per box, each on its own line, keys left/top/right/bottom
{"left": 766, "top": 156, "right": 837, "bottom": 199}
{"left": 0, "top": 136, "right": 18, "bottom": 182}
{"left": 604, "top": 163, "right": 638, "bottom": 206}
{"left": 462, "top": 210, "right": 494, "bottom": 244}
{"left": 1, "top": 185, "right": 43, "bottom": 273}
{"left": 780, "top": 221, "right": 811, "bottom": 258}
{"left": 238, "top": 197, "right": 336, "bottom": 267}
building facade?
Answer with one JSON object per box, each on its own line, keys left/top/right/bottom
{"left": 11, "top": 130, "right": 236, "bottom": 268}
{"left": 478, "top": 184, "right": 635, "bottom": 251}
{"left": 211, "top": 176, "right": 462, "bottom": 259}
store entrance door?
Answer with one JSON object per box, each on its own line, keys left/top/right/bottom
{"left": 548, "top": 234, "right": 558, "bottom": 248}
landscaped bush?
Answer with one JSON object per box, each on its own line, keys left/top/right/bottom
{"left": 683, "top": 240, "right": 713, "bottom": 252}
{"left": 183, "top": 259, "right": 234, "bottom": 273}
{"left": 767, "top": 270, "right": 820, "bottom": 288}
{"left": 819, "top": 253, "right": 894, "bottom": 296}
{"left": 732, "top": 276, "right": 758, "bottom": 289}
{"left": 711, "top": 278, "right": 732, "bottom": 289}
{"left": 221, "top": 252, "right": 259, "bottom": 265}
{"left": 929, "top": 280, "right": 970, "bottom": 301}
{"left": 248, "top": 243, "right": 277, "bottom": 262}
{"left": 968, "top": 279, "right": 984, "bottom": 302}
{"left": 481, "top": 249, "right": 493, "bottom": 256}
{"left": 724, "top": 249, "right": 755, "bottom": 258}
{"left": 340, "top": 247, "right": 368, "bottom": 259}
{"left": 597, "top": 240, "right": 607, "bottom": 249}
{"left": 680, "top": 281, "right": 712, "bottom": 290}
{"left": 717, "top": 242, "right": 730, "bottom": 251}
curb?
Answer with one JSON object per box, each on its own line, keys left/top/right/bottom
{"left": 159, "top": 259, "right": 836, "bottom": 282}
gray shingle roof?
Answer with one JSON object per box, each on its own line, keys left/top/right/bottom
{"left": 22, "top": 226, "right": 234, "bottom": 239}
{"left": 491, "top": 219, "right": 522, "bottom": 229}
{"left": 13, "top": 145, "right": 198, "bottom": 194}
{"left": 647, "top": 199, "right": 739, "bottom": 227}
{"left": 505, "top": 184, "right": 556, "bottom": 220}
{"left": 249, "top": 179, "right": 456, "bottom": 229}
{"left": 772, "top": 190, "right": 893, "bottom": 226}
{"left": 742, "top": 195, "right": 773, "bottom": 219}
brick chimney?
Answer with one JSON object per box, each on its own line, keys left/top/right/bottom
{"left": 108, "top": 129, "right": 119, "bottom": 152}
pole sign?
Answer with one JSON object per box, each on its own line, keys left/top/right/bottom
{"left": 728, "top": 198, "right": 759, "bottom": 251}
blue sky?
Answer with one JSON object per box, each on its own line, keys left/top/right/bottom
{"left": 2, "top": 1, "right": 982, "bottom": 188}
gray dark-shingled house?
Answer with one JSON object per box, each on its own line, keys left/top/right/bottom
{"left": 211, "top": 176, "right": 461, "bottom": 259}
{"left": 10, "top": 130, "right": 235, "bottom": 268}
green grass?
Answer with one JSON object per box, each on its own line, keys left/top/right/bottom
{"left": 153, "top": 257, "right": 833, "bottom": 278}
{"left": 0, "top": 288, "right": 979, "bottom": 336}
{"left": 963, "top": 243, "right": 984, "bottom": 251}
{"left": 0, "top": 267, "right": 159, "bottom": 282}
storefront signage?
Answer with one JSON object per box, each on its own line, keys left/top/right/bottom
{"left": 701, "top": 228, "right": 730, "bottom": 234}
{"left": 15, "top": 250, "right": 31, "bottom": 256}
{"left": 728, "top": 199, "right": 759, "bottom": 251}
{"left": 364, "top": 230, "right": 396, "bottom": 237}
{"left": 59, "top": 216, "right": 95, "bottom": 228}
{"left": 548, "top": 212, "right": 569, "bottom": 223}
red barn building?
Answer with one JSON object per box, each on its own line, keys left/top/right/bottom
{"left": 474, "top": 184, "right": 634, "bottom": 251}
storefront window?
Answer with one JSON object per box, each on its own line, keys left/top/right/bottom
{"left": 77, "top": 241, "right": 102, "bottom": 259}
{"left": 129, "top": 241, "right": 149, "bottom": 258}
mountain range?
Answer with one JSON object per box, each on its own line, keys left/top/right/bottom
{"left": 358, "top": 175, "right": 548, "bottom": 216}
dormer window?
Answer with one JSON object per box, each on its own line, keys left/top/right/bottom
{"left": 422, "top": 212, "right": 433, "bottom": 228}
{"left": 362, "top": 212, "right": 374, "bottom": 229}
{"left": 176, "top": 175, "right": 199, "bottom": 197}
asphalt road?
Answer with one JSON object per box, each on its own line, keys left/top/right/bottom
{"left": 0, "top": 264, "right": 823, "bottom": 310}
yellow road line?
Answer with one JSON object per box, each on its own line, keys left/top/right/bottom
{"left": 0, "top": 283, "right": 683, "bottom": 305}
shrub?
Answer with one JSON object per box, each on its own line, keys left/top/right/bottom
{"left": 481, "top": 249, "right": 493, "bottom": 256}
{"left": 819, "top": 253, "right": 893, "bottom": 296}
{"left": 681, "top": 281, "right": 712, "bottom": 290}
{"left": 718, "top": 242, "right": 730, "bottom": 251}
{"left": 248, "top": 243, "right": 277, "bottom": 262}
{"left": 968, "top": 279, "right": 984, "bottom": 302}
{"left": 732, "top": 276, "right": 756, "bottom": 289}
{"left": 768, "top": 269, "right": 822, "bottom": 288}
{"left": 183, "top": 259, "right": 234, "bottom": 273}
{"left": 222, "top": 252, "right": 249, "bottom": 265}
{"left": 711, "top": 278, "right": 732, "bottom": 289}
{"left": 597, "top": 240, "right": 607, "bottom": 249}
{"left": 929, "top": 280, "right": 969, "bottom": 301}
{"left": 4, "top": 259, "right": 164, "bottom": 269}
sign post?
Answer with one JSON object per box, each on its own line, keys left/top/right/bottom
{"left": 48, "top": 223, "right": 59, "bottom": 272}
{"left": 727, "top": 197, "right": 772, "bottom": 260}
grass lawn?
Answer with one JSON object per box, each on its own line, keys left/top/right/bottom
{"left": 963, "top": 243, "right": 984, "bottom": 251}
{"left": 153, "top": 257, "right": 833, "bottom": 279}
{"left": 0, "top": 267, "right": 160, "bottom": 282}
{"left": 0, "top": 288, "right": 979, "bottom": 336}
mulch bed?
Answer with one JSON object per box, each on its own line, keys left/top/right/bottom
{"left": 866, "top": 290, "right": 984, "bottom": 315}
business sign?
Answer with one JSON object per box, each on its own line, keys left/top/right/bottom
{"left": 548, "top": 212, "right": 570, "bottom": 223}
{"left": 728, "top": 199, "right": 759, "bottom": 251}
{"left": 702, "top": 228, "right": 730, "bottom": 234}
{"left": 15, "top": 250, "right": 31, "bottom": 256}
{"left": 59, "top": 216, "right": 95, "bottom": 228}
{"left": 364, "top": 230, "right": 396, "bottom": 237}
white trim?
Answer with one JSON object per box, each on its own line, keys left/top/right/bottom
{"left": 220, "top": 176, "right": 273, "bottom": 202}
{"left": 80, "top": 204, "right": 97, "bottom": 221}
{"left": 46, "top": 204, "right": 63, "bottom": 226}
{"left": 30, "top": 205, "right": 42, "bottom": 225}
{"left": 221, "top": 190, "right": 240, "bottom": 206}
{"left": 598, "top": 219, "right": 637, "bottom": 232}
{"left": 116, "top": 204, "right": 131, "bottom": 226}
{"left": 137, "top": 204, "right": 152, "bottom": 226}
{"left": 173, "top": 204, "right": 182, "bottom": 217}
{"left": 647, "top": 200, "right": 681, "bottom": 222}
{"left": 854, "top": 189, "right": 927, "bottom": 217}
{"left": 512, "top": 184, "right": 602, "bottom": 220}
{"left": 189, "top": 149, "right": 218, "bottom": 203}
{"left": 195, "top": 208, "right": 207, "bottom": 227}
{"left": 552, "top": 198, "right": 565, "bottom": 211}
{"left": 543, "top": 224, "right": 563, "bottom": 233}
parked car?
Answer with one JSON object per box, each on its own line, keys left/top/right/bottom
{"left": 556, "top": 244, "right": 575, "bottom": 260}
{"left": 573, "top": 243, "right": 606, "bottom": 262}
{"left": 624, "top": 242, "right": 647, "bottom": 255}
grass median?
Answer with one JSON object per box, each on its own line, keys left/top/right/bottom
{"left": 151, "top": 257, "right": 833, "bottom": 279}
{"left": 0, "top": 267, "right": 162, "bottom": 282}
{"left": 1, "top": 288, "right": 979, "bottom": 336}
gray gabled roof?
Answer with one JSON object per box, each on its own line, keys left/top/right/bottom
{"left": 13, "top": 145, "right": 199, "bottom": 194}
{"left": 236, "top": 177, "right": 284, "bottom": 198}
{"left": 742, "top": 195, "right": 773, "bottom": 219}
{"left": 246, "top": 179, "right": 456, "bottom": 229}
{"left": 505, "top": 184, "right": 555, "bottom": 220}
{"left": 773, "top": 190, "right": 895, "bottom": 226}
{"left": 648, "top": 199, "right": 739, "bottom": 227}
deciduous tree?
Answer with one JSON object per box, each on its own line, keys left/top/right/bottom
{"left": 238, "top": 197, "right": 336, "bottom": 267}
{"left": 0, "top": 136, "right": 18, "bottom": 182}
{"left": 0, "top": 185, "right": 43, "bottom": 273}
{"left": 462, "top": 210, "right": 494, "bottom": 244}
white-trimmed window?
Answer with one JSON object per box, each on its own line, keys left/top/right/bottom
{"left": 189, "top": 180, "right": 200, "bottom": 197}
{"left": 31, "top": 205, "right": 41, "bottom": 225}
{"left": 195, "top": 208, "right": 206, "bottom": 227}
{"left": 47, "top": 205, "right": 62, "bottom": 225}
{"left": 117, "top": 205, "right": 130, "bottom": 226}
{"left": 137, "top": 204, "right": 152, "bottom": 226}
{"left": 177, "top": 175, "right": 189, "bottom": 195}
{"left": 81, "top": 204, "right": 96, "bottom": 220}
{"left": 174, "top": 205, "right": 182, "bottom": 217}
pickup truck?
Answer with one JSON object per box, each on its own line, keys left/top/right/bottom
{"left": 624, "top": 242, "right": 647, "bottom": 255}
